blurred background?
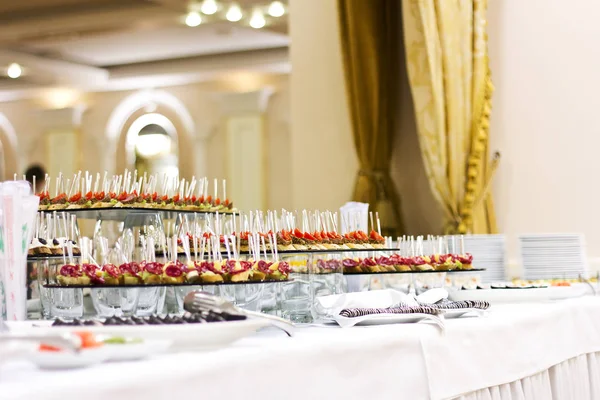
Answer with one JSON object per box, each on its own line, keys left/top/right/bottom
{"left": 1, "top": 0, "right": 600, "bottom": 271}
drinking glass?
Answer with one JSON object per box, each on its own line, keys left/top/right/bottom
{"left": 136, "top": 287, "right": 167, "bottom": 316}
{"left": 45, "top": 258, "right": 84, "bottom": 320}
{"left": 259, "top": 282, "right": 281, "bottom": 314}
{"left": 280, "top": 255, "right": 312, "bottom": 323}
{"left": 91, "top": 288, "right": 139, "bottom": 317}
{"left": 36, "top": 260, "right": 51, "bottom": 319}
{"left": 309, "top": 253, "right": 344, "bottom": 321}
{"left": 413, "top": 272, "right": 447, "bottom": 295}
{"left": 218, "top": 284, "right": 264, "bottom": 312}
{"left": 49, "top": 288, "right": 84, "bottom": 319}
{"left": 173, "top": 285, "right": 218, "bottom": 314}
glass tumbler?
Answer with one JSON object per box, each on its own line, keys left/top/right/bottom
{"left": 136, "top": 287, "right": 167, "bottom": 316}
{"left": 91, "top": 288, "right": 140, "bottom": 317}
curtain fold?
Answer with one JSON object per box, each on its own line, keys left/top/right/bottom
{"left": 402, "top": 0, "right": 498, "bottom": 234}
{"left": 338, "top": 0, "right": 406, "bottom": 236}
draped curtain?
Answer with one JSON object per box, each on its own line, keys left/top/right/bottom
{"left": 338, "top": 0, "right": 406, "bottom": 236}
{"left": 402, "top": 0, "right": 498, "bottom": 234}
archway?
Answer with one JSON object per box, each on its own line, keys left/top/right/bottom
{"left": 127, "top": 113, "right": 179, "bottom": 178}
{"left": 105, "top": 89, "right": 198, "bottom": 179}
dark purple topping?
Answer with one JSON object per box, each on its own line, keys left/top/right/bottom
{"left": 52, "top": 312, "right": 246, "bottom": 327}
{"left": 360, "top": 257, "right": 377, "bottom": 267}
{"left": 458, "top": 253, "right": 473, "bottom": 264}
{"left": 81, "top": 263, "right": 104, "bottom": 284}
{"left": 226, "top": 259, "right": 250, "bottom": 275}
{"left": 53, "top": 239, "right": 60, "bottom": 246}
{"left": 277, "top": 261, "right": 291, "bottom": 274}
{"left": 144, "top": 262, "right": 164, "bottom": 275}
{"left": 412, "top": 256, "right": 426, "bottom": 266}
{"left": 120, "top": 262, "right": 141, "bottom": 277}
{"left": 60, "top": 264, "right": 82, "bottom": 277}
{"left": 316, "top": 259, "right": 341, "bottom": 270}
{"left": 375, "top": 256, "right": 393, "bottom": 266}
{"left": 38, "top": 238, "right": 47, "bottom": 245}
{"left": 256, "top": 260, "right": 270, "bottom": 274}
{"left": 342, "top": 258, "right": 359, "bottom": 267}
{"left": 103, "top": 264, "right": 121, "bottom": 278}
{"left": 165, "top": 261, "right": 184, "bottom": 277}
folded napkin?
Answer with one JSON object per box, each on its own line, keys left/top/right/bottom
{"left": 339, "top": 305, "right": 442, "bottom": 318}
{"left": 317, "top": 289, "right": 447, "bottom": 328}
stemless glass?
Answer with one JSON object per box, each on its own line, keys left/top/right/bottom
{"left": 173, "top": 285, "right": 218, "bottom": 314}
{"left": 309, "top": 253, "right": 344, "bottom": 321}
{"left": 46, "top": 258, "right": 84, "bottom": 320}
{"left": 413, "top": 272, "right": 447, "bottom": 295}
{"left": 91, "top": 287, "right": 140, "bottom": 317}
{"left": 136, "top": 287, "right": 167, "bottom": 316}
{"left": 49, "top": 288, "right": 84, "bottom": 319}
{"left": 218, "top": 283, "right": 264, "bottom": 312}
{"left": 280, "top": 255, "right": 312, "bottom": 323}
{"left": 36, "top": 260, "right": 51, "bottom": 319}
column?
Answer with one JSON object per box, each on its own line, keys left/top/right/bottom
{"left": 36, "top": 105, "right": 87, "bottom": 179}
{"left": 215, "top": 89, "right": 273, "bottom": 211}
{"left": 289, "top": 0, "right": 356, "bottom": 211}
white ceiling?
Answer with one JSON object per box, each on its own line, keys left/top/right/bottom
{"left": 24, "top": 23, "right": 289, "bottom": 67}
{"left": 0, "top": 0, "right": 290, "bottom": 96}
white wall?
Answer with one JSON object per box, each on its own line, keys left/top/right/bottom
{"left": 289, "top": 0, "right": 357, "bottom": 212}
{"left": 0, "top": 76, "right": 292, "bottom": 210}
{"left": 488, "top": 0, "right": 600, "bottom": 271}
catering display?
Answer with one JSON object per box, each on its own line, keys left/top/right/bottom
{"left": 36, "top": 171, "right": 235, "bottom": 213}
{"left": 21, "top": 169, "right": 491, "bottom": 325}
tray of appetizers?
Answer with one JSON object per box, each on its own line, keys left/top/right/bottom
{"left": 6, "top": 311, "right": 270, "bottom": 351}
{"left": 37, "top": 172, "right": 237, "bottom": 215}
{"left": 448, "top": 282, "right": 590, "bottom": 303}
{"left": 339, "top": 254, "right": 478, "bottom": 274}
{"left": 342, "top": 268, "right": 485, "bottom": 275}
{"left": 42, "top": 259, "right": 292, "bottom": 287}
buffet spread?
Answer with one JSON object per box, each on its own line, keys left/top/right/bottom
{"left": 2, "top": 170, "right": 599, "bottom": 400}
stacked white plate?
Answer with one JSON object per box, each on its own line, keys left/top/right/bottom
{"left": 519, "top": 234, "right": 587, "bottom": 280}
{"left": 446, "top": 234, "right": 506, "bottom": 282}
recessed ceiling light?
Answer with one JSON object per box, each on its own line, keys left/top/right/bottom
{"left": 267, "top": 1, "right": 285, "bottom": 17}
{"left": 200, "top": 0, "right": 218, "bottom": 15}
{"left": 249, "top": 10, "right": 266, "bottom": 29}
{"left": 7, "top": 63, "right": 22, "bottom": 79}
{"left": 226, "top": 3, "right": 243, "bottom": 22}
{"left": 185, "top": 11, "right": 202, "bottom": 27}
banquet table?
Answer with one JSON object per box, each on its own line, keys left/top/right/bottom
{"left": 3, "top": 296, "right": 600, "bottom": 400}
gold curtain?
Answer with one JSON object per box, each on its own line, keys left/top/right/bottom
{"left": 338, "top": 0, "right": 406, "bottom": 236}
{"left": 402, "top": 0, "right": 498, "bottom": 234}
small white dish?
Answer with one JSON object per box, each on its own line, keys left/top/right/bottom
{"left": 27, "top": 348, "right": 108, "bottom": 370}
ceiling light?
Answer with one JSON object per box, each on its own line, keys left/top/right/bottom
{"left": 185, "top": 11, "right": 202, "bottom": 27}
{"left": 226, "top": 3, "right": 243, "bottom": 22}
{"left": 267, "top": 1, "right": 285, "bottom": 17}
{"left": 7, "top": 63, "right": 22, "bottom": 79}
{"left": 249, "top": 10, "right": 266, "bottom": 29}
{"left": 200, "top": 0, "right": 218, "bottom": 15}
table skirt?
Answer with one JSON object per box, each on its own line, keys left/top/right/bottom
{"left": 457, "top": 352, "right": 600, "bottom": 400}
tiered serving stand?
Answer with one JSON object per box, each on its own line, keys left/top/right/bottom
{"left": 27, "top": 207, "right": 484, "bottom": 323}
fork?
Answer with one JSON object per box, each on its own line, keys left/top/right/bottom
{"left": 183, "top": 291, "right": 294, "bottom": 337}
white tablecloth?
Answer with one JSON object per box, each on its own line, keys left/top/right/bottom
{"left": 3, "top": 297, "right": 600, "bottom": 400}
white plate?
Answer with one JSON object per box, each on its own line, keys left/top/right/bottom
{"left": 448, "top": 285, "right": 589, "bottom": 303}
{"left": 335, "top": 312, "right": 444, "bottom": 328}
{"left": 7, "top": 319, "right": 269, "bottom": 351}
{"left": 442, "top": 308, "right": 486, "bottom": 319}
{"left": 27, "top": 348, "right": 108, "bottom": 370}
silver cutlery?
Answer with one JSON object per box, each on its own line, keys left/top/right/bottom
{"left": 183, "top": 291, "right": 294, "bottom": 337}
